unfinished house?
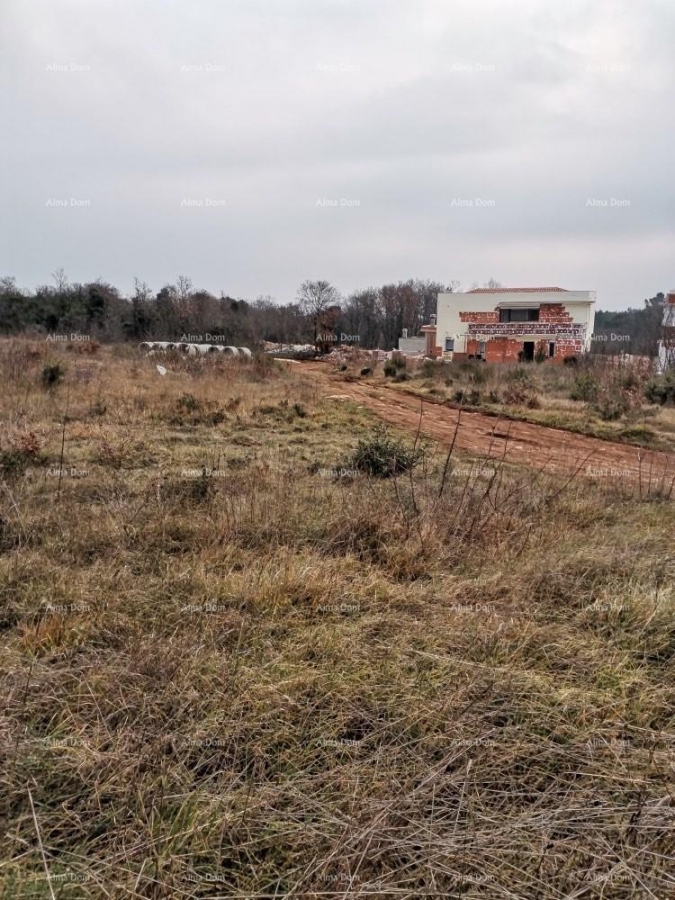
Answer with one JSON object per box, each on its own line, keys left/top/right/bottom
{"left": 421, "top": 287, "right": 596, "bottom": 363}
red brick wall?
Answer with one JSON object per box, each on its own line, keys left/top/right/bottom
{"left": 539, "top": 303, "right": 574, "bottom": 325}
{"left": 485, "top": 339, "right": 521, "bottom": 363}
{"left": 553, "top": 340, "right": 583, "bottom": 360}
{"left": 457, "top": 303, "right": 585, "bottom": 363}
{"left": 460, "top": 311, "right": 499, "bottom": 324}
{"left": 463, "top": 337, "right": 583, "bottom": 363}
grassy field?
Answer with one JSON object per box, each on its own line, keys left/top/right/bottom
{"left": 369, "top": 355, "right": 675, "bottom": 451}
{"left": 1, "top": 340, "right": 675, "bottom": 898}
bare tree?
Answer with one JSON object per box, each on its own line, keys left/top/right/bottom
{"left": 52, "top": 268, "right": 68, "bottom": 293}
{"left": 176, "top": 275, "right": 194, "bottom": 326}
{"left": 296, "top": 279, "right": 341, "bottom": 344}
{"left": 132, "top": 277, "right": 152, "bottom": 303}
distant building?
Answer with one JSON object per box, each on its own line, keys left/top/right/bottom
{"left": 422, "top": 287, "right": 596, "bottom": 362}
{"left": 657, "top": 290, "right": 675, "bottom": 372}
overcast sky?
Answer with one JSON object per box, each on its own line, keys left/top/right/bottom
{"left": 2, "top": 0, "right": 673, "bottom": 310}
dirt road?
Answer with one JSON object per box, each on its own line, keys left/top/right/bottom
{"left": 303, "top": 364, "right": 675, "bottom": 487}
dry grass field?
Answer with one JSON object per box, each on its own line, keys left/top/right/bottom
{"left": 1, "top": 340, "right": 675, "bottom": 898}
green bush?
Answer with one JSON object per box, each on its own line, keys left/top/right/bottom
{"left": 383, "top": 357, "right": 407, "bottom": 378}
{"left": 349, "top": 425, "right": 419, "bottom": 478}
{"left": 570, "top": 372, "right": 598, "bottom": 402}
{"left": 645, "top": 374, "right": 675, "bottom": 405}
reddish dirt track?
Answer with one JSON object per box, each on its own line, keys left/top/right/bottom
{"left": 301, "top": 363, "right": 675, "bottom": 486}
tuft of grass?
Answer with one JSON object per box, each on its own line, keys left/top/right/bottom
{"left": 348, "top": 424, "right": 420, "bottom": 477}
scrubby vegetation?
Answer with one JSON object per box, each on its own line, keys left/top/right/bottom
{"left": 389, "top": 354, "right": 675, "bottom": 451}
{"left": 1, "top": 339, "right": 675, "bottom": 898}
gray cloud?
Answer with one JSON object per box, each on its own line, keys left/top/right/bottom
{"left": 2, "top": 0, "right": 673, "bottom": 308}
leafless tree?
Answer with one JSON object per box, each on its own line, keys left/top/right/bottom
{"left": 52, "top": 268, "right": 68, "bottom": 293}
{"left": 297, "top": 279, "right": 341, "bottom": 344}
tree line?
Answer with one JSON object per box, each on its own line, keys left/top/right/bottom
{"left": 0, "top": 270, "right": 667, "bottom": 355}
{"left": 0, "top": 271, "right": 453, "bottom": 350}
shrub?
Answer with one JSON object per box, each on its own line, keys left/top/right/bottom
{"left": 503, "top": 383, "right": 540, "bottom": 407}
{"left": 170, "top": 393, "right": 226, "bottom": 426}
{"left": 0, "top": 431, "right": 41, "bottom": 479}
{"left": 41, "top": 363, "right": 65, "bottom": 389}
{"left": 570, "top": 372, "right": 598, "bottom": 402}
{"left": 645, "top": 374, "right": 675, "bottom": 405}
{"left": 506, "top": 367, "right": 532, "bottom": 384}
{"left": 349, "top": 425, "right": 419, "bottom": 478}
{"left": 593, "top": 387, "right": 632, "bottom": 421}
{"left": 177, "top": 393, "right": 200, "bottom": 413}
{"left": 452, "top": 388, "right": 481, "bottom": 405}
{"left": 383, "top": 357, "right": 407, "bottom": 378}
{"left": 619, "top": 368, "right": 642, "bottom": 391}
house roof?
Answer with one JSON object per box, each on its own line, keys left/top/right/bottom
{"left": 467, "top": 287, "right": 568, "bottom": 294}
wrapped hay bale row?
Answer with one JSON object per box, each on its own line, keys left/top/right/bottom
{"left": 138, "top": 342, "right": 251, "bottom": 358}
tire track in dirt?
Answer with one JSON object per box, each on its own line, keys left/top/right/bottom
{"left": 302, "top": 364, "right": 675, "bottom": 486}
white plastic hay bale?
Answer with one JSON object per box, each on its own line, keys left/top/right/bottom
{"left": 153, "top": 341, "right": 171, "bottom": 351}
{"left": 138, "top": 341, "right": 153, "bottom": 353}
{"left": 205, "top": 345, "right": 221, "bottom": 354}
{"left": 178, "top": 343, "right": 191, "bottom": 353}
{"left": 237, "top": 347, "right": 252, "bottom": 359}
{"left": 222, "top": 346, "right": 240, "bottom": 357}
